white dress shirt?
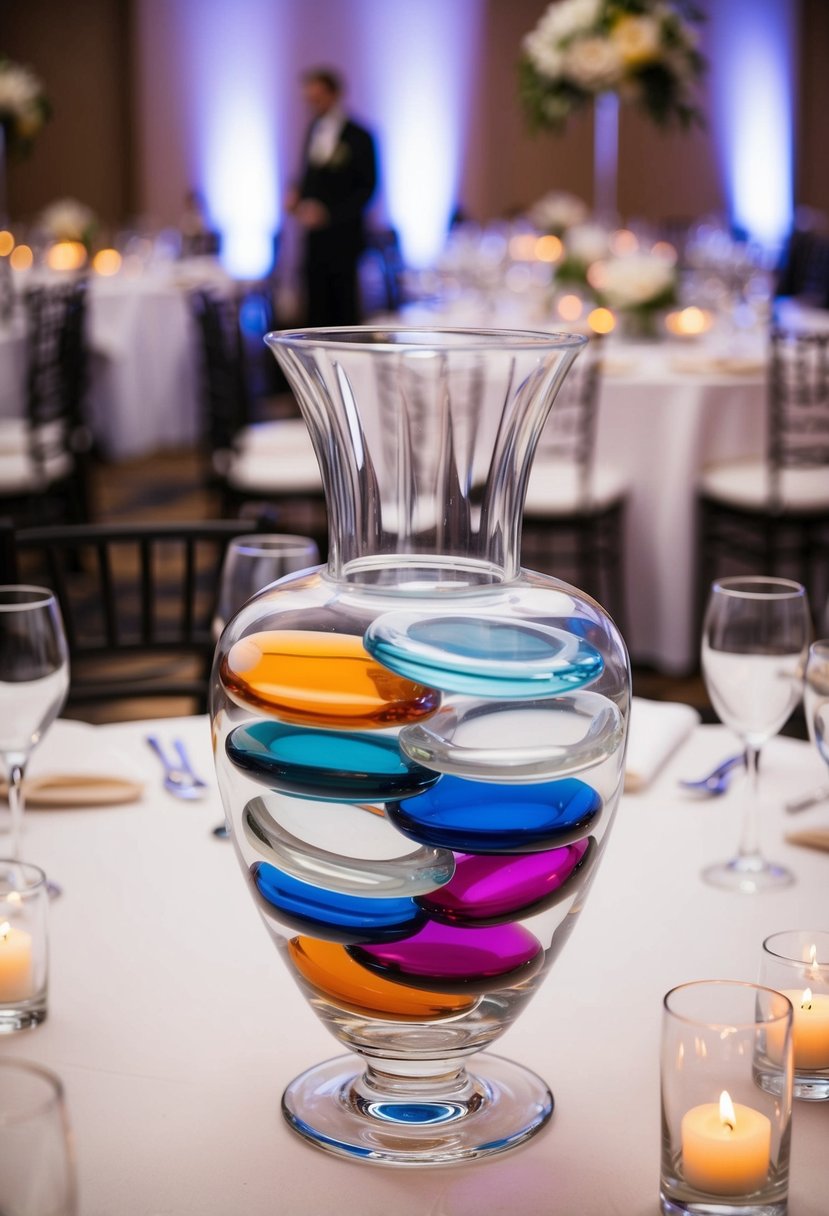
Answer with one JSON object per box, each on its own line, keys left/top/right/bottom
{"left": 307, "top": 107, "right": 346, "bottom": 166}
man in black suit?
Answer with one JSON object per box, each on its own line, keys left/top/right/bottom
{"left": 286, "top": 68, "right": 377, "bottom": 327}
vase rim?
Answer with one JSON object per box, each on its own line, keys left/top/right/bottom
{"left": 264, "top": 326, "right": 588, "bottom": 354}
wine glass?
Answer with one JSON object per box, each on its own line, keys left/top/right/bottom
{"left": 0, "top": 587, "right": 69, "bottom": 873}
{"left": 212, "top": 534, "right": 320, "bottom": 641}
{"left": 700, "top": 576, "right": 810, "bottom": 892}
{"left": 0, "top": 1059, "right": 77, "bottom": 1215}
{"left": 804, "top": 638, "right": 829, "bottom": 780}
{"left": 210, "top": 536, "right": 319, "bottom": 838}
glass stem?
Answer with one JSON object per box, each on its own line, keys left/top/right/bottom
{"left": 7, "top": 764, "right": 25, "bottom": 862}
{"left": 736, "top": 745, "right": 762, "bottom": 865}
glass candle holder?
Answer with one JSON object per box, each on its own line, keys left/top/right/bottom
{"left": 0, "top": 860, "right": 49, "bottom": 1032}
{"left": 0, "top": 1059, "right": 77, "bottom": 1215}
{"left": 760, "top": 930, "right": 829, "bottom": 1101}
{"left": 660, "top": 980, "right": 793, "bottom": 1216}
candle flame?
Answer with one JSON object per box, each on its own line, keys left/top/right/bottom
{"left": 0, "top": 921, "right": 10, "bottom": 943}
{"left": 719, "top": 1090, "right": 736, "bottom": 1131}
{"left": 801, "top": 987, "right": 813, "bottom": 1011}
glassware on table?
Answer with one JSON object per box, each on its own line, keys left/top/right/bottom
{"left": 0, "top": 1058, "right": 77, "bottom": 1215}
{"left": 0, "top": 587, "right": 69, "bottom": 870}
{"left": 0, "top": 860, "right": 49, "bottom": 1032}
{"left": 660, "top": 980, "right": 793, "bottom": 1216}
{"left": 211, "top": 327, "right": 631, "bottom": 1164}
{"left": 760, "top": 929, "right": 829, "bottom": 1101}
{"left": 700, "top": 576, "right": 810, "bottom": 893}
{"left": 212, "top": 534, "right": 320, "bottom": 641}
{"left": 804, "top": 637, "right": 829, "bottom": 770}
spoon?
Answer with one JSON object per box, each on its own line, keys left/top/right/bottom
{"left": 678, "top": 752, "right": 745, "bottom": 796}
{"left": 146, "top": 736, "right": 207, "bottom": 801}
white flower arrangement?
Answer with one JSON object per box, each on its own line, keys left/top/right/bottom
{"left": 39, "top": 197, "right": 98, "bottom": 248}
{"left": 528, "top": 190, "right": 589, "bottom": 236}
{"left": 520, "top": 0, "right": 705, "bottom": 132}
{"left": 0, "top": 57, "right": 50, "bottom": 157}
{"left": 596, "top": 248, "right": 676, "bottom": 309}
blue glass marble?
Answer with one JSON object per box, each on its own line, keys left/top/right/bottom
{"left": 388, "top": 775, "right": 602, "bottom": 853}
{"left": 364, "top": 612, "right": 603, "bottom": 699}
{"left": 252, "top": 862, "right": 427, "bottom": 944}
{"left": 226, "top": 722, "right": 440, "bottom": 802}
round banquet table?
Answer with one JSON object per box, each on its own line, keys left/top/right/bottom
{"left": 0, "top": 259, "right": 231, "bottom": 461}
{"left": 1, "top": 712, "right": 826, "bottom": 1215}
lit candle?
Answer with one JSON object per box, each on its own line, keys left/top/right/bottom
{"left": 778, "top": 987, "right": 829, "bottom": 1070}
{"left": 681, "top": 1090, "right": 771, "bottom": 1196}
{"left": 0, "top": 919, "right": 33, "bottom": 1002}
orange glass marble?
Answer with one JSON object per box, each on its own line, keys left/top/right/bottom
{"left": 287, "top": 936, "right": 476, "bottom": 1021}
{"left": 221, "top": 631, "right": 441, "bottom": 729}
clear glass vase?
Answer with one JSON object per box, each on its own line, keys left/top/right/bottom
{"left": 210, "top": 327, "right": 631, "bottom": 1165}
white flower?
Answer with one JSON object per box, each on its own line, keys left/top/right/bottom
{"left": 564, "top": 223, "right": 612, "bottom": 265}
{"left": 542, "top": 0, "right": 603, "bottom": 42}
{"left": 40, "top": 198, "right": 97, "bottom": 242}
{"left": 523, "top": 30, "right": 566, "bottom": 80}
{"left": 611, "top": 15, "right": 663, "bottom": 67}
{"left": 0, "top": 63, "right": 42, "bottom": 116}
{"left": 563, "top": 36, "right": 624, "bottom": 91}
{"left": 524, "top": 0, "right": 603, "bottom": 78}
{"left": 599, "top": 251, "right": 676, "bottom": 308}
{"left": 529, "top": 191, "right": 588, "bottom": 234}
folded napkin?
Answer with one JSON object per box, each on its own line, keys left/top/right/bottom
{"left": 15, "top": 720, "right": 145, "bottom": 808}
{"left": 624, "top": 697, "right": 700, "bottom": 792}
{"left": 670, "top": 353, "right": 765, "bottom": 377}
{"left": 786, "top": 828, "right": 829, "bottom": 853}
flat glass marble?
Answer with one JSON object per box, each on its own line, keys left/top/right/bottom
{"left": 252, "top": 862, "right": 426, "bottom": 944}
{"left": 388, "top": 775, "right": 602, "bottom": 853}
{"left": 287, "top": 936, "right": 477, "bottom": 1020}
{"left": 226, "top": 722, "right": 440, "bottom": 802}
{"left": 364, "top": 613, "right": 603, "bottom": 699}
{"left": 221, "top": 630, "right": 440, "bottom": 728}
{"left": 399, "top": 692, "right": 624, "bottom": 783}
{"left": 416, "top": 838, "right": 596, "bottom": 926}
{"left": 243, "top": 795, "right": 455, "bottom": 897}
{"left": 349, "top": 921, "right": 544, "bottom": 994}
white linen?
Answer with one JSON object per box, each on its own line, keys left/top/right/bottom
{"left": 2, "top": 715, "right": 826, "bottom": 1215}
{"left": 624, "top": 695, "right": 700, "bottom": 791}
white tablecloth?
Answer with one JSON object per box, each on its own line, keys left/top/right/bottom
{"left": 2, "top": 715, "right": 826, "bottom": 1215}
{"left": 0, "top": 260, "right": 230, "bottom": 461}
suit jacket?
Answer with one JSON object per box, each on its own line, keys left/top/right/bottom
{"left": 299, "top": 118, "right": 377, "bottom": 270}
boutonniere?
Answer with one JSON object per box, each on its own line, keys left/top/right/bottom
{"left": 329, "top": 141, "right": 351, "bottom": 169}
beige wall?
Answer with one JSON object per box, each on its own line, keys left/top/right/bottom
{"left": 3, "top": 0, "right": 133, "bottom": 227}
{"left": 4, "top": 0, "right": 827, "bottom": 237}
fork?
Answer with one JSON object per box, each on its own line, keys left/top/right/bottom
{"left": 678, "top": 752, "right": 745, "bottom": 796}
{"left": 146, "top": 736, "right": 208, "bottom": 800}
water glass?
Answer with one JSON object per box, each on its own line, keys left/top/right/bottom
{"left": 212, "top": 534, "right": 320, "bottom": 639}
{"left": 660, "top": 980, "right": 792, "bottom": 1216}
{"left": 0, "top": 1059, "right": 77, "bottom": 1215}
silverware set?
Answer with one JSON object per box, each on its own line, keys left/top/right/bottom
{"left": 146, "top": 735, "right": 209, "bottom": 801}
{"left": 679, "top": 752, "right": 829, "bottom": 814}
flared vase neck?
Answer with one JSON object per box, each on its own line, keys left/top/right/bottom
{"left": 266, "top": 328, "right": 586, "bottom": 588}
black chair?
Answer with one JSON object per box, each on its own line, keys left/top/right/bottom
{"left": 190, "top": 289, "right": 327, "bottom": 555}
{"left": 521, "top": 338, "right": 629, "bottom": 625}
{"left": 776, "top": 225, "right": 829, "bottom": 306}
{"left": 0, "top": 519, "right": 268, "bottom": 712}
{"left": 0, "top": 279, "right": 93, "bottom": 526}
{"left": 697, "top": 327, "right": 829, "bottom": 622}
{"left": 360, "top": 227, "right": 406, "bottom": 316}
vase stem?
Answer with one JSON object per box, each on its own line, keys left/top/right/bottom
{"left": 593, "top": 92, "right": 619, "bottom": 221}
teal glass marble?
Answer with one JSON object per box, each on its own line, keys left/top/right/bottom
{"left": 226, "top": 722, "right": 440, "bottom": 802}
{"left": 364, "top": 613, "right": 603, "bottom": 698}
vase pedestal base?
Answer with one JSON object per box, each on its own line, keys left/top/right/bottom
{"left": 281, "top": 1052, "right": 553, "bottom": 1166}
